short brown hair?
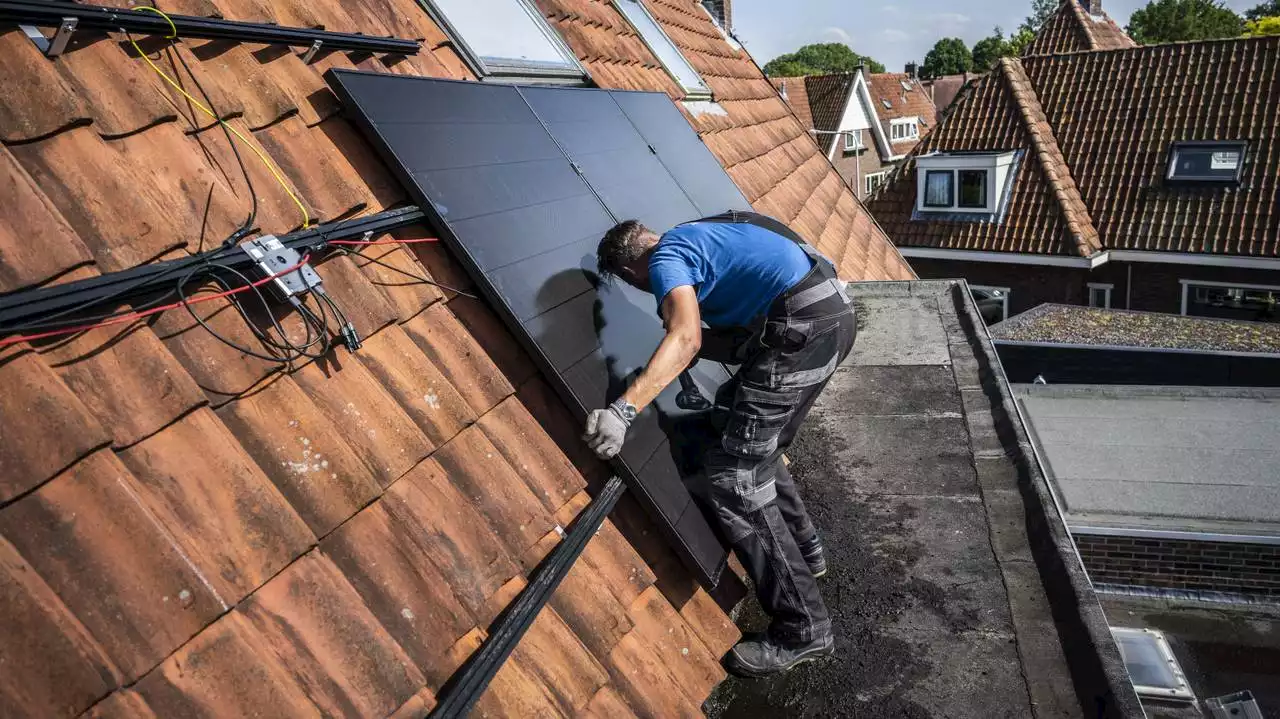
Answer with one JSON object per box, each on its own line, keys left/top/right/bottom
{"left": 596, "top": 220, "right": 650, "bottom": 279}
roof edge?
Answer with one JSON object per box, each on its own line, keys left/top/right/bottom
{"left": 997, "top": 57, "right": 1102, "bottom": 257}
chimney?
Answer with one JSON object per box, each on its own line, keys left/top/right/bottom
{"left": 905, "top": 61, "right": 919, "bottom": 79}
{"left": 1081, "top": 0, "right": 1103, "bottom": 15}
{"left": 701, "top": 0, "right": 733, "bottom": 33}
{"left": 779, "top": 79, "right": 788, "bottom": 101}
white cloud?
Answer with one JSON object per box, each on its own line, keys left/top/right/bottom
{"left": 881, "top": 28, "right": 910, "bottom": 42}
{"left": 820, "top": 26, "right": 853, "bottom": 44}
{"left": 928, "top": 12, "right": 972, "bottom": 26}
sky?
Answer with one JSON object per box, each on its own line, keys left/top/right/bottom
{"left": 730, "top": 0, "right": 1259, "bottom": 73}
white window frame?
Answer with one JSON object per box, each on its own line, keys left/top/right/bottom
{"left": 612, "top": 0, "right": 712, "bottom": 100}
{"left": 970, "top": 284, "right": 1010, "bottom": 322}
{"left": 864, "top": 170, "right": 888, "bottom": 196}
{"left": 1179, "top": 278, "right": 1280, "bottom": 316}
{"left": 1110, "top": 628, "right": 1195, "bottom": 702}
{"left": 418, "top": 0, "right": 587, "bottom": 81}
{"left": 1087, "top": 283, "right": 1113, "bottom": 309}
{"left": 843, "top": 129, "right": 863, "bottom": 152}
{"left": 916, "top": 152, "right": 1016, "bottom": 214}
{"left": 890, "top": 117, "right": 920, "bottom": 143}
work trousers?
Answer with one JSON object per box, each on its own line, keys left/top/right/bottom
{"left": 698, "top": 258, "right": 855, "bottom": 645}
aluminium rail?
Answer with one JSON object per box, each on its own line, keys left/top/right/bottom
{"left": 3, "top": 0, "right": 421, "bottom": 56}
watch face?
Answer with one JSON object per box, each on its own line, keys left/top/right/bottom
{"left": 617, "top": 402, "right": 638, "bottom": 421}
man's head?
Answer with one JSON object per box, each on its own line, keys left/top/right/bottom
{"left": 597, "top": 220, "right": 660, "bottom": 291}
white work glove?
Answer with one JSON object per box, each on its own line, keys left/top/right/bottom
{"left": 583, "top": 399, "right": 635, "bottom": 459}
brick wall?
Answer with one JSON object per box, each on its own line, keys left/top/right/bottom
{"left": 1075, "top": 534, "right": 1280, "bottom": 597}
{"left": 907, "top": 258, "right": 1086, "bottom": 317}
{"left": 832, "top": 139, "right": 890, "bottom": 200}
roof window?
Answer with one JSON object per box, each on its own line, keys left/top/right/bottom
{"left": 1110, "top": 628, "right": 1195, "bottom": 702}
{"left": 614, "top": 0, "right": 712, "bottom": 99}
{"left": 916, "top": 151, "right": 1017, "bottom": 215}
{"left": 1166, "top": 141, "right": 1246, "bottom": 185}
{"left": 420, "top": 0, "right": 585, "bottom": 81}
{"left": 891, "top": 117, "right": 920, "bottom": 142}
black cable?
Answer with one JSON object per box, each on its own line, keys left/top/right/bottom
{"left": 332, "top": 246, "right": 478, "bottom": 299}
{"left": 204, "top": 261, "right": 330, "bottom": 361}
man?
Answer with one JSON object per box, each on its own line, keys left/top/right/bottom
{"left": 584, "top": 210, "right": 855, "bottom": 677}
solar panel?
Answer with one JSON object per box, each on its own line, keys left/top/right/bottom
{"left": 327, "top": 70, "right": 738, "bottom": 586}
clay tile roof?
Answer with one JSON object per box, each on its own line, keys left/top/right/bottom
{"left": 924, "top": 72, "right": 982, "bottom": 115}
{"left": 866, "top": 72, "right": 938, "bottom": 155}
{"left": 1023, "top": 0, "right": 1137, "bottom": 57}
{"left": 770, "top": 76, "right": 813, "bottom": 130}
{"left": 0, "top": 0, "right": 913, "bottom": 715}
{"left": 868, "top": 36, "right": 1280, "bottom": 258}
{"left": 797, "top": 73, "right": 856, "bottom": 153}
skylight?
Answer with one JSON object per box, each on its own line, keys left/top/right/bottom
{"left": 421, "top": 0, "right": 585, "bottom": 80}
{"left": 900, "top": 79, "right": 913, "bottom": 92}
{"left": 881, "top": 98, "right": 892, "bottom": 109}
{"left": 1166, "top": 141, "right": 1246, "bottom": 185}
{"left": 1111, "top": 628, "right": 1195, "bottom": 702}
{"left": 614, "top": 0, "right": 712, "bottom": 99}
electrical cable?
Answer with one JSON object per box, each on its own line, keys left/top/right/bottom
{"left": 326, "top": 238, "right": 439, "bottom": 246}
{"left": 331, "top": 246, "right": 477, "bottom": 299}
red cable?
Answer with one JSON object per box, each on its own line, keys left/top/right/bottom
{"left": 327, "top": 238, "right": 439, "bottom": 246}
{"left": 0, "top": 254, "right": 312, "bottom": 348}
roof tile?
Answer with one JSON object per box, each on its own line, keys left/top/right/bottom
{"left": 581, "top": 685, "right": 640, "bottom": 719}
{"left": 400, "top": 302, "right": 516, "bottom": 416}
{"left": 0, "top": 29, "right": 90, "bottom": 143}
{"left": 59, "top": 38, "right": 179, "bottom": 139}
{"left": 239, "top": 551, "right": 427, "bottom": 717}
{"left": 0, "top": 450, "right": 223, "bottom": 681}
{"left": 290, "top": 353, "right": 434, "bottom": 486}
{"left": 187, "top": 117, "right": 306, "bottom": 234}
{"left": 0, "top": 349, "right": 110, "bottom": 502}
{"left": 83, "top": 689, "right": 156, "bottom": 719}
{"left": 311, "top": 254, "right": 400, "bottom": 337}
{"left": 355, "top": 323, "right": 476, "bottom": 446}
{"left": 40, "top": 322, "right": 206, "bottom": 449}
{"left": 314, "top": 117, "right": 409, "bottom": 212}
{"left": 443, "top": 627, "right": 569, "bottom": 718}
{"left": 117, "top": 407, "right": 314, "bottom": 604}
{"left": 150, "top": 295, "right": 283, "bottom": 407}
{"left": 516, "top": 376, "right": 609, "bottom": 484}
{"left": 132, "top": 612, "right": 319, "bottom": 718}
{"left": 388, "top": 687, "right": 438, "bottom": 719}
{"left": 252, "top": 117, "right": 371, "bottom": 225}
{"left": 0, "top": 535, "right": 117, "bottom": 717}
{"left": 606, "top": 630, "right": 702, "bottom": 718}
{"left": 320, "top": 498, "right": 476, "bottom": 680}
{"left": 625, "top": 585, "right": 724, "bottom": 703}
{"left": 347, "top": 243, "right": 446, "bottom": 318}
{"left": 0, "top": 145, "right": 92, "bottom": 293}
{"left": 548, "top": 558, "right": 635, "bottom": 665}
{"left": 511, "top": 595, "right": 609, "bottom": 714}
{"left": 215, "top": 373, "right": 382, "bottom": 536}
{"left": 477, "top": 396, "right": 585, "bottom": 514}
{"left": 677, "top": 586, "right": 740, "bottom": 657}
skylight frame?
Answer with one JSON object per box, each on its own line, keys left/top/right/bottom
{"left": 1165, "top": 140, "right": 1247, "bottom": 186}
{"left": 613, "top": 0, "right": 713, "bottom": 100}
{"left": 418, "top": 0, "right": 588, "bottom": 82}
{"left": 1110, "top": 627, "right": 1196, "bottom": 702}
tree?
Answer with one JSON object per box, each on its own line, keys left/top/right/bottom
{"left": 762, "top": 43, "right": 885, "bottom": 76}
{"left": 1009, "top": 26, "right": 1037, "bottom": 56}
{"left": 921, "top": 37, "right": 973, "bottom": 78}
{"left": 1244, "top": 15, "right": 1280, "bottom": 34}
{"left": 1126, "top": 0, "right": 1245, "bottom": 43}
{"left": 1245, "top": 0, "right": 1280, "bottom": 20}
{"left": 1020, "top": 0, "right": 1059, "bottom": 33}
{"left": 972, "top": 27, "right": 1013, "bottom": 71}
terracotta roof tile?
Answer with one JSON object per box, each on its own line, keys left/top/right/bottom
{"left": 150, "top": 295, "right": 283, "bottom": 406}
{"left": 770, "top": 77, "right": 812, "bottom": 129}
{"left": 606, "top": 630, "right": 703, "bottom": 718}
{"left": 0, "top": 450, "right": 223, "bottom": 681}
{"left": 1024, "top": 0, "right": 1137, "bottom": 56}
{"left": 40, "top": 322, "right": 205, "bottom": 449}
{"left": 355, "top": 323, "right": 476, "bottom": 446}
{"left": 58, "top": 38, "right": 181, "bottom": 139}
{"left": 0, "top": 29, "right": 90, "bottom": 143}
{"left": 867, "top": 72, "right": 938, "bottom": 156}
{"left": 509, "top": 596, "right": 610, "bottom": 714}
{"left": 132, "top": 612, "right": 319, "bottom": 717}
{"left": 447, "top": 627, "right": 569, "bottom": 717}
{"left": 0, "top": 349, "right": 110, "bottom": 502}
{"left": 311, "top": 254, "right": 400, "bottom": 335}
{"left": 401, "top": 302, "right": 517, "bottom": 415}
{"left": 478, "top": 396, "right": 586, "bottom": 514}
{"left": 239, "top": 551, "right": 427, "bottom": 717}
{"left": 117, "top": 407, "right": 314, "bottom": 604}
{"left": 320, "top": 499, "right": 476, "bottom": 680}
{"left": 388, "top": 687, "right": 438, "bottom": 719}
{"left": 582, "top": 685, "right": 641, "bottom": 719}
{"left": 0, "top": 535, "right": 117, "bottom": 717}
{"left": 84, "top": 689, "right": 155, "bottom": 719}
{"left": 314, "top": 117, "right": 409, "bottom": 212}
{"left": 290, "top": 354, "right": 434, "bottom": 486}
{"left": 0, "top": 145, "right": 92, "bottom": 292}
{"left": 548, "top": 558, "right": 636, "bottom": 664}
{"left": 346, "top": 242, "right": 446, "bottom": 318}
{"left": 253, "top": 117, "right": 372, "bottom": 225}
{"left": 627, "top": 585, "right": 724, "bottom": 702}
{"left": 215, "top": 373, "right": 383, "bottom": 536}
{"left": 516, "top": 376, "right": 610, "bottom": 484}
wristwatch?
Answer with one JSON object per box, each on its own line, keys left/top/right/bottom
{"left": 610, "top": 398, "right": 638, "bottom": 424}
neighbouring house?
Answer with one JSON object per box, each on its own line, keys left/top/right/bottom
{"left": 921, "top": 71, "right": 980, "bottom": 116}
{"left": 866, "top": 32, "right": 1280, "bottom": 324}
{"left": 772, "top": 68, "right": 935, "bottom": 200}
{"left": 0, "top": 0, "right": 1155, "bottom": 715}
{"left": 1022, "top": 0, "right": 1138, "bottom": 56}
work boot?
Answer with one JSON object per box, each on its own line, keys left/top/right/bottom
{"left": 798, "top": 536, "right": 827, "bottom": 578}
{"left": 725, "top": 633, "right": 834, "bottom": 678}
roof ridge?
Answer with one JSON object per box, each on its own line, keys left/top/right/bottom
{"left": 997, "top": 57, "right": 1101, "bottom": 257}
{"left": 1064, "top": 0, "right": 1102, "bottom": 51}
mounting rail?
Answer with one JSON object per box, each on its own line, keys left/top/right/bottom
{"left": 0, "top": 206, "right": 427, "bottom": 334}
{"left": 3, "top": 0, "right": 421, "bottom": 57}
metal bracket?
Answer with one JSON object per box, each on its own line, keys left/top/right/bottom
{"left": 46, "top": 16, "right": 76, "bottom": 57}
{"left": 300, "top": 38, "right": 322, "bottom": 63}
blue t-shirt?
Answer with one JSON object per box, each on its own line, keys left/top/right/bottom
{"left": 648, "top": 221, "right": 812, "bottom": 327}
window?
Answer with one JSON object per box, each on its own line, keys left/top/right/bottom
{"left": 1111, "top": 628, "right": 1194, "bottom": 702}
{"left": 1166, "top": 141, "right": 1247, "bottom": 184}
{"left": 915, "top": 151, "right": 1016, "bottom": 215}
{"left": 923, "top": 170, "right": 953, "bottom": 207}
{"left": 890, "top": 117, "right": 919, "bottom": 142}
{"left": 864, "top": 170, "right": 888, "bottom": 196}
{"left": 1088, "top": 283, "right": 1113, "bottom": 309}
{"left": 421, "top": 0, "right": 585, "bottom": 80}
{"left": 970, "top": 285, "right": 1010, "bottom": 324}
{"left": 1181, "top": 279, "right": 1280, "bottom": 323}
{"left": 614, "top": 0, "right": 712, "bottom": 99}
{"left": 843, "top": 129, "right": 863, "bottom": 152}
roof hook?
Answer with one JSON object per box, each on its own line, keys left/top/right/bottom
{"left": 300, "top": 38, "right": 322, "bottom": 63}
{"left": 21, "top": 17, "right": 78, "bottom": 58}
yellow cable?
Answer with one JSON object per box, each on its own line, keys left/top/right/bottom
{"left": 128, "top": 7, "right": 311, "bottom": 228}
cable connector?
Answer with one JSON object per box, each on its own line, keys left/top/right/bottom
{"left": 340, "top": 321, "right": 361, "bottom": 351}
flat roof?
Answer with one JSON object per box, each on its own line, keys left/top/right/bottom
{"left": 1014, "top": 384, "right": 1280, "bottom": 537}
{"left": 992, "top": 304, "right": 1280, "bottom": 355}
{"left": 707, "top": 281, "right": 1139, "bottom": 717}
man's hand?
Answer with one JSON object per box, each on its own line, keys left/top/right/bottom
{"left": 583, "top": 399, "right": 635, "bottom": 459}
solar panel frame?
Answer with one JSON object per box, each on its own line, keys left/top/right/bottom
{"left": 326, "top": 70, "right": 742, "bottom": 586}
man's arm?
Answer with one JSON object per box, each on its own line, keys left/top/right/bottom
{"left": 582, "top": 285, "right": 701, "bottom": 459}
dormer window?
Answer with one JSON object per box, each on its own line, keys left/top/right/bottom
{"left": 1166, "top": 141, "right": 1246, "bottom": 185}
{"left": 916, "top": 151, "right": 1016, "bottom": 215}
{"left": 890, "top": 117, "right": 919, "bottom": 143}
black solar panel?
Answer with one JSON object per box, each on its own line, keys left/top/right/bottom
{"left": 327, "top": 70, "right": 742, "bottom": 586}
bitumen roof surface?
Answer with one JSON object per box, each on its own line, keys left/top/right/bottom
{"left": 1015, "top": 384, "right": 1280, "bottom": 536}
{"left": 705, "top": 281, "right": 1141, "bottom": 718}
{"left": 992, "top": 304, "right": 1280, "bottom": 355}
